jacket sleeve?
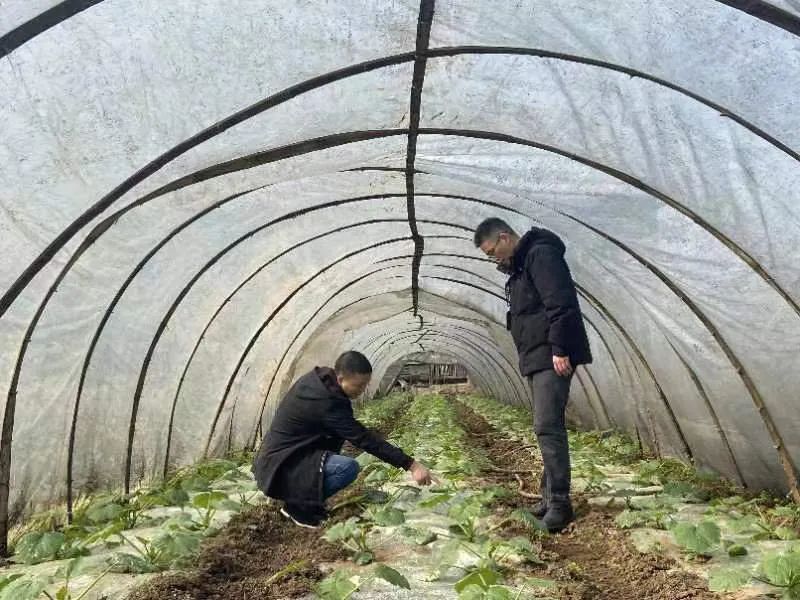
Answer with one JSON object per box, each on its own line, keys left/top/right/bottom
{"left": 528, "top": 245, "right": 582, "bottom": 356}
{"left": 322, "top": 402, "right": 414, "bottom": 469}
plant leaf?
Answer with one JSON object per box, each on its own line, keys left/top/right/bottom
{"left": 0, "top": 575, "right": 49, "bottom": 600}
{"left": 458, "top": 584, "right": 487, "bottom": 600}
{"left": 455, "top": 568, "right": 499, "bottom": 593}
{"left": 371, "top": 507, "right": 405, "bottom": 527}
{"left": 776, "top": 527, "right": 800, "bottom": 541}
{"left": 55, "top": 556, "right": 89, "bottom": 579}
{"left": 672, "top": 521, "right": 720, "bottom": 555}
{"left": 191, "top": 491, "right": 228, "bottom": 509}
{"left": 108, "top": 552, "right": 159, "bottom": 574}
{"left": 315, "top": 570, "right": 359, "bottom": 600}
{"left": 86, "top": 502, "right": 125, "bottom": 525}
{"left": 14, "top": 531, "right": 67, "bottom": 564}
{"left": 353, "top": 550, "right": 374, "bottom": 566}
{"left": 419, "top": 493, "right": 453, "bottom": 509}
{"left": 759, "top": 551, "right": 800, "bottom": 588}
{"left": 708, "top": 567, "right": 751, "bottom": 592}
{"left": 162, "top": 487, "right": 190, "bottom": 506}
{"left": 0, "top": 574, "right": 23, "bottom": 593}
{"left": 373, "top": 564, "right": 410, "bottom": 589}
{"left": 484, "top": 587, "right": 513, "bottom": 600}
{"left": 399, "top": 526, "right": 437, "bottom": 545}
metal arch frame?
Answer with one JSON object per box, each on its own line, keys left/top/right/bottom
{"left": 358, "top": 325, "right": 523, "bottom": 404}
{"left": 367, "top": 330, "right": 514, "bottom": 402}
{"left": 364, "top": 330, "right": 512, "bottom": 404}
{"left": 213, "top": 267, "right": 413, "bottom": 457}
{"left": 249, "top": 294, "right": 529, "bottom": 444}
{"left": 5, "top": 73, "right": 798, "bottom": 537}
{"left": 122, "top": 233, "right": 463, "bottom": 493}
{"left": 246, "top": 303, "right": 528, "bottom": 450}
{"left": 369, "top": 334, "right": 506, "bottom": 402}
{"left": 2, "top": 43, "right": 797, "bottom": 322}
{"left": 4, "top": 1, "right": 799, "bottom": 60}
{"left": 54, "top": 180, "right": 667, "bottom": 506}
{"left": 527, "top": 200, "right": 764, "bottom": 487}
{"left": 419, "top": 207, "right": 767, "bottom": 489}
{"left": 418, "top": 273, "right": 694, "bottom": 459}
{"left": 2, "top": 24, "right": 800, "bottom": 547}
{"left": 404, "top": 0, "right": 435, "bottom": 316}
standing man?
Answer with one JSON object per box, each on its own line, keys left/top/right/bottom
{"left": 253, "top": 351, "right": 433, "bottom": 528}
{"left": 474, "top": 218, "right": 592, "bottom": 532}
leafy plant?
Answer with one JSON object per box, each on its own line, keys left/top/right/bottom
{"left": 615, "top": 507, "right": 674, "bottom": 530}
{"left": 661, "top": 481, "right": 710, "bottom": 502}
{"left": 708, "top": 566, "right": 751, "bottom": 593}
{"left": 191, "top": 490, "right": 240, "bottom": 530}
{"left": 45, "top": 557, "right": 114, "bottom": 600}
{"left": 110, "top": 530, "right": 202, "bottom": 573}
{"left": 633, "top": 459, "right": 733, "bottom": 499}
{"left": 362, "top": 462, "right": 398, "bottom": 486}
{"left": 755, "top": 550, "right": 800, "bottom": 599}
{"left": 315, "top": 564, "right": 410, "bottom": 600}
{"left": 364, "top": 504, "right": 406, "bottom": 527}
{"left": 0, "top": 573, "right": 49, "bottom": 600}
{"left": 399, "top": 525, "right": 438, "bottom": 546}
{"left": 13, "top": 531, "right": 88, "bottom": 565}
{"left": 670, "top": 521, "right": 721, "bottom": 557}
{"left": 418, "top": 489, "right": 456, "bottom": 509}
{"left": 322, "top": 518, "right": 375, "bottom": 565}
{"left": 456, "top": 568, "right": 500, "bottom": 594}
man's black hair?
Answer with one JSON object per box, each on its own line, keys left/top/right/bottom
{"left": 473, "top": 217, "right": 517, "bottom": 247}
{"left": 334, "top": 351, "right": 373, "bottom": 375}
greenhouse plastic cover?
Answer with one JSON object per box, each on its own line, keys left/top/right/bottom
{"left": 0, "top": 0, "right": 799, "bottom": 539}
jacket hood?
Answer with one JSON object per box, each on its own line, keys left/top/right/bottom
{"left": 293, "top": 367, "right": 348, "bottom": 401}
{"left": 498, "top": 227, "right": 566, "bottom": 274}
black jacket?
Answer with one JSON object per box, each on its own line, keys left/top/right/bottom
{"left": 502, "top": 227, "right": 592, "bottom": 376}
{"left": 252, "top": 367, "right": 413, "bottom": 514}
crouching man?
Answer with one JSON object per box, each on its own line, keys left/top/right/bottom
{"left": 252, "top": 351, "right": 433, "bottom": 528}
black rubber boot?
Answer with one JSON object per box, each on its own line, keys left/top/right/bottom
{"left": 531, "top": 499, "right": 548, "bottom": 518}
{"left": 540, "top": 502, "right": 574, "bottom": 533}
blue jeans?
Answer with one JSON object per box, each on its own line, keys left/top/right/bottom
{"left": 323, "top": 454, "right": 360, "bottom": 499}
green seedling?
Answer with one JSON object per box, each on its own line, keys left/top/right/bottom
{"left": 323, "top": 517, "right": 375, "bottom": 565}
{"left": 670, "top": 520, "right": 721, "bottom": 558}
{"left": 45, "top": 557, "right": 114, "bottom": 600}
{"left": 13, "top": 531, "right": 89, "bottom": 565}
{"left": 316, "top": 564, "right": 410, "bottom": 600}
{"left": 754, "top": 549, "right": 800, "bottom": 599}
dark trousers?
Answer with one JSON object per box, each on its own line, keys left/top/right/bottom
{"left": 529, "top": 369, "right": 573, "bottom": 507}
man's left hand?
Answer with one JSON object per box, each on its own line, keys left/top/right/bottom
{"left": 553, "top": 355, "right": 573, "bottom": 377}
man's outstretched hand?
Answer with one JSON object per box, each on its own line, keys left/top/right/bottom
{"left": 409, "top": 460, "right": 434, "bottom": 485}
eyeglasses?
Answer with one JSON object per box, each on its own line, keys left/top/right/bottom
{"left": 484, "top": 235, "right": 503, "bottom": 258}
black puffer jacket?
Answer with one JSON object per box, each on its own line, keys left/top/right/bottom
{"left": 252, "top": 367, "right": 413, "bottom": 514}
{"left": 502, "top": 227, "right": 592, "bottom": 376}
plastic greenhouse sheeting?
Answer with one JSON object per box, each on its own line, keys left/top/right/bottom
{"left": 0, "top": 0, "right": 798, "bottom": 552}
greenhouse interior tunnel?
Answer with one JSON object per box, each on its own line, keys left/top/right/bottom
{"left": 1, "top": 1, "right": 799, "bottom": 598}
